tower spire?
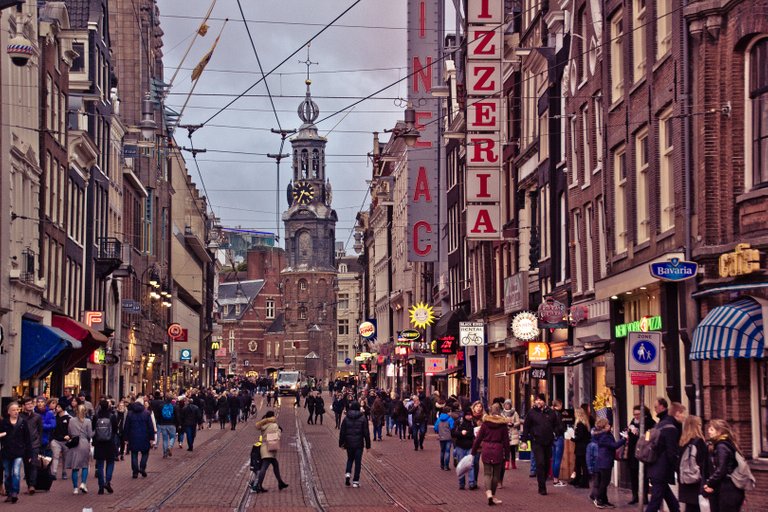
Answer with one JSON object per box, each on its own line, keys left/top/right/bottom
{"left": 297, "top": 44, "right": 320, "bottom": 125}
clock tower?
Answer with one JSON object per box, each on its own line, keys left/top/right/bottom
{"left": 281, "top": 76, "right": 338, "bottom": 382}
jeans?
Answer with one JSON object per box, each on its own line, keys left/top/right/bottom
{"left": 50, "top": 439, "right": 67, "bottom": 477}
{"left": 95, "top": 459, "right": 114, "bottom": 489}
{"left": 386, "top": 415, "right": 393, "bottom": 434}
{"left": 439, "top": 440, "right": 452, "bottom": 468}
{"left": 71, "top": 467, "right": 88, "bottom": 488}
{"left": 345, "top": 447, "right": 364, "bottom": 482}
{"left": 645, "top": 479, "right": 680, "bottom": 512}
{"left": 412, "top": 423, "right": 426, "bottom": 449}
{"left": 552, "top": 436, "right": 564, "bottom": 480}
{"left": 594, "top": 468, "right": 612, "bottom": 504}
{"left": 472, "top": 452, "right": 481, "bottom": 486}
{"left": 373, "top": 423, "right": 383, "bottom": 440}
{"left": 184, "top": 426, "right": 197, "bottom": 450}
{"left": 532, "top": 442, "right": 553, "bottom": 491}
{"left": 158, "top": 424, "right": 176, "bottom": 454}
{"left": 256, "top": 458, "right": 285, "bottom": 488}
{"left": 2, "top": 458, "right": 22, "bottom": 497}
{"left": 454, "top": 447, "right": 475, "bottom": 488}
{"left": 335, "top": 412, "right": 342, "bottom": 429}
{"left": 130, "top": 450, "right": 149, "bottom": 475}
{"left": 23, "top": 448, "right": 39, "bottom": 488}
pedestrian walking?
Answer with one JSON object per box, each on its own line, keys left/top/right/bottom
{"left": 332, "top": 393, "right": 344, "bottom": 429}
{"left": 217, "top": 392, "right": 229, "bottom": 430}
{"left": 409, "top": 396, "right": 427, "bottom": 451}
{"left": 19, "top": 397, "right": 42, "bottom": 495}
{"left": 50, "top": 402, "right": 70, "bottom": 479}
{"left": 65, "top": 404, "right": 93, "bottom": 494}
{"left": 115, "top": 400, "right": 127, "bottom": 460}
{"left": 314, "top": 392, "right": 326, "bottom": 425}
{"left": 339, "top": 402, "right": 370, "bottom": 488}
{"left": 305, "top": 392, "right": 317, "bottom": 425}
{"left": 590, "top": 417, "right": 626, "bottom": 509}
{"left": 393, "top": 396, "right": 408, "bottom": 440}
{"left": 627, "top": 405, "right": 656, "bottom": 504}
{"left": 644, "top": 399, "right": 684, "bottom": 512}
{"left": 253, "top": 411, "right": 289, "bottom": 493}
{"left": 551, "top": 399, "right": 567, "bottom": 487}
{"left": 472, "top": 403, "right": 509, "bottom": 506}
{"left": 703, "top": 419, "right": 746, "bottom": 512}
{"left": 179, "top": 399, "right": 202, "bottom": 451}
{"left": 228, "top": 391, "right": 241, "bottom": 430}
{"left": 453, "top": 408, "right": 477, "bottom": 490}
{"left": 92, "top": 400, "right": 118, "bottom": 495}
{"left": 570, "top": 406, "right": 591, "bottom": 489}
{"left": 1, "top": 402, "right": 32, "bottom": 504}
{"left": 434, "top": 409, "right": 455, "bottom": 470}
{"left": 371, "top": 394, "right": 386, "bottom": 441}
{"left": 123, "top": 400, "right": 155, "bottom": 479}
{"left": 38, "top": 398, "right": 56, "bottom": 456}
{"left": 154, "top": 396, "right": 178, "bottom": 458}
{"left": 521, "top": 393, "right": 561, "bottom": 496}
{"left": 499, "top": 399, "right": 520, "bottom": 487}
{"left": 204, "top": 391, "right": 217, "bottom": 428}
{"left": 678, "top": 415, "right": 708, "bottom": 512}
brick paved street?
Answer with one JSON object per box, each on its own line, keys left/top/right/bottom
{"left": 6, "top": 395, "right": 637, "bottom": 511}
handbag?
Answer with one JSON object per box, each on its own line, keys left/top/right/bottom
{"left": 65, "top": 436, "right": 80, "bottom": 448}
{"left": 698, "top": 494, "right": 711, "bottom": 512}
{"left": 615, "top": 443, "right": 629, "bottom": 461}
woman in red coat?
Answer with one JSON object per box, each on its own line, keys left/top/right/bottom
{"left": 471, "top": 403, "right": 510, "bottom": 506}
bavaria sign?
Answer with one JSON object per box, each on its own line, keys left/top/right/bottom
{"left": 649, "top": 258, "right": 698, "bottom": 282}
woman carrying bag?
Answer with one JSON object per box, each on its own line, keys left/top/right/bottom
{"left": 65, "top": 405, "right": 93, "bottom": 494}
{"left": 703, "top": 419, "right": 746, "bottom": 512}
{"left": 678, "top": 415, "right": 709, "bottom": 512}
{"left": 471, "top": 403, "right": 509, "bottom": 506}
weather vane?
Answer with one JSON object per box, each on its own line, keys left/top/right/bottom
{"left": 299, "top": 44, "right": 318, "bottom": 84}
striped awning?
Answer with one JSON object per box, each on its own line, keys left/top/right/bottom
{"left": 690, "top": 298, "right": 764, "bottom": 360}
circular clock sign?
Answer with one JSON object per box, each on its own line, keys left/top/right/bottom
{"left": 511, "top": 311, "right": 540, "bottom": 341}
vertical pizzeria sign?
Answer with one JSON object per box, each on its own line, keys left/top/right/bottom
{"left": 466, "top": 0, "right": 503, "bottom": 239}
{"left": 407, "top": 0, "right": 439, "bottom": 261}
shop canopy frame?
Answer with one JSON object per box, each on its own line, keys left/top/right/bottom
{"left": 495, "top": 339, "right": 611, "bottom": 377}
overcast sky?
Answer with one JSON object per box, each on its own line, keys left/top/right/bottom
{"left": 156, "top": 0, "right": 408, "bottom": 254}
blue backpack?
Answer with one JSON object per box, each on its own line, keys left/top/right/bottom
{"left": 162, "top": 403, "right": 174, "bottom": 421}
{"left": 586, "top": 440, "right": 599, "bottom": 474}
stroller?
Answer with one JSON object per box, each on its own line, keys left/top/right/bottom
{"left": 248, "top": 442, "right": 262, "bottom": 491}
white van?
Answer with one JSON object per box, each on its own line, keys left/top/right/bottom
{"left": 276, "top": 370, "right": 302, "bottom": 395}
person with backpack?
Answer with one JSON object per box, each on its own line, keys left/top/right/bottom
{"left": 521, "top": 393, "right": 561, "bottom": 496}
{"left": 434, "top": 408, "right": 455, "bottom": 470}
{"left": 677, "top": 415, "right": 708, "bottom": 512}
{"left": 339, "top": 401, "right": 371, "bottom": 488}
{"left": 154, "top": 396, "right": 178, "bottom": 459}
{"left": 627, "top": 405, "right": 656, "bottom": 504}
{"left": 643, "top": 399, "right": 684, "bottom": 512}
{"left": 589, "top": 417, "right": 626, "bottom": 509}
{"left": 93, "top": 400, "right": 118, "bottom": 495}
{"left": 703, "top": 419, "right": 749, "bottom": 512}
{"left": 253, "top": 411, "right": 288, "bottom": 493}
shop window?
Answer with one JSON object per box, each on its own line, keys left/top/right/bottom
{"left": 759, "top": 361, "right": 768, "bottom": 456}
{"left": 748, "top": 38, "right": 768, "bottom": 189}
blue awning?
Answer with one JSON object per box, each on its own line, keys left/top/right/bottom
{"left": 690, "top": 298, "right": 764, "bottom": 360}
{"left": 21, "top": 320, "right": 82, "bottom": 380}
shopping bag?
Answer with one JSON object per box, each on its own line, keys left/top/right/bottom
{"left": 456, "top": 454, "right": 474, "bottom": 477}
{"left": 698, "top": 494, "right": 711, "bottom": 512}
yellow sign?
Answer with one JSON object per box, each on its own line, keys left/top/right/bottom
{"left": 528, "top": 342, "right": 549, "bottom": 361}
{"left": 719, "top": 244, "right": 760, "bottom": 278}
{"left": 210, "top": 340, "right": 221, "bottom": 350}
{"left": 408, "top": 302, "right": 436, "bottom": 329}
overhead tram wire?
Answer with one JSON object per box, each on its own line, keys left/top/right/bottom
{"left": 198, "top": 0, "right": 363, "bottom": 128}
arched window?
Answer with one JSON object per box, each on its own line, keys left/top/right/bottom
{"left": 339, "top": 263, "right": 348, "bottom": 273}
{"left": 748, "top": 38, "right": 768, "bottom": 188}
{"left": 312, "top": 149, "right": 320, "bottom": 178}
{"left": 298, "top": 279, "right": 308, "bottom": 291}
{"left": 301, "top": 149, "right": 309, "bottom": 178}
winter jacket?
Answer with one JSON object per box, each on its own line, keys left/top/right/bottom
{"left": 678, "top": 437, "right": 708, "bottom": 504}
{"left": 646, "top": 411, "right": 681, "bottom": 483}
{"left": 315, "top": 397, "right": 326, "bottom": 415}
{"left": 627, "top": 414, "right": 656, "bottom": 464}
{"left": 501, "top": 404, "right": 521, "bottom": 445}
{"left": 573, "top": 422, "right": 591, "bottom": 456}
{"left": 410, "top": 403, "right": 427, "bottom": 425}
{"left": 522, "top": 406, "right": 561, "bottom": 447}
{"left": 152, "top": 399, "right": 178, "bottom": 426}
{"left": 592, "top": 428, "right": 625, "bottom": 471}
{"left": 52, "top": 413, "right": 71, "bottom": 442}
{"left": 180, "top": 404, "right": 202, "bottom": 427}
{"left": 332, "top": 397, "right": 345, "bottom": 414}
{"left": 339, "top": 410, "right": 371, "bottom": 450}
{"left": 305, "top": 395, "right": 316, "bottom": 411}
{"left": 471, "top": 414, "right": 510, "bottom": 465}
{"left": 123, "top": 401, "right": 155, "bottom": 452}
{"left": 393, "top": 401, "right": 408, "bottom": 423}
{"left": 371, "top": 398, "right": 386, "bottom": 426}
{"left": 217, "top": 396, "right": 230, "bottom": 416}
{"left": 39, "top": 408, "right": 56, "bottom": 447}
{"left": 256, "top": 417, "right": 281, "bottom": 460}
{"left": 452, "top": 417, "right": 476, "bottom": 450}
{"left": 434, "top": 413, "right": 455, "bottom": 441}
{"left": 92, "top": 412, "right": 118, "bottom": 461}
{"left": 227, "top": 395, "right": 241, "bottom": 414}
{"left": 706, "top": 437, "right": 738, "bottom": 489}
{"left": 0, "top": 417, "right": 32, "bottom": 460}
{"left": 20, "top": 411, "right": 42, "bottom": 450}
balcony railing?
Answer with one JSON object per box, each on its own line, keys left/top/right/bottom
{"left": 95, "top": 237, "right": 123, "bottom": 278}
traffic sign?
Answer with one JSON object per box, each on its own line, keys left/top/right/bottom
{"left": 344, "top": 357, "right": 352, "bottom": 365}
{"left": 628, "top": 331, "right": 661, "bottom": 372}
{"left": 179, "top": 348, "right": 192, "bottom": 361}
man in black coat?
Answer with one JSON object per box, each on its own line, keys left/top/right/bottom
{"left": 305, "top": 392, "right": 317, "bottom": 425}
{"left": 19, "top": 397, "right": 42, "bottom": 494}
{"left": 522, "top": 393, "right": 561, "bottom": 496}
{"left": 227, "top": 391, "right": 240, "bottom": 431}
{"left": 644, "top": 399, "right": 683, "bottom": 512}
{"left": 339, "top": 402, "right": 370, "bottom": 488}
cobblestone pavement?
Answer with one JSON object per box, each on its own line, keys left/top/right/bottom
{"left": 6, "top": 394, "right": 638, "bottom": 511}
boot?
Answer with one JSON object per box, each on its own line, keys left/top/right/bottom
{"left": 486, "top": 490, "right": 494, "bottom": 506}
{"left": 511, "top": 460, "right": 517, "bottom": 469}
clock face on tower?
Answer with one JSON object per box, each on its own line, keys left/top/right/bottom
{"left": 292, "top": 181, "right": 315, "bottom": 205}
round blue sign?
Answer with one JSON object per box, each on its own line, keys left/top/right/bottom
{"left": 344, "top": 357, "right": 352, "bottom": 366}
{"left": 180, "top": 348, "right": 192, "bottom": 361}
{"left": 631, "top": 340, "right": 657, "bottom": 365}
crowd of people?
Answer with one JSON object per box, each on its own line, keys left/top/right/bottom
{"left": 0, "top": 380, "right": 258, "bottom": 504}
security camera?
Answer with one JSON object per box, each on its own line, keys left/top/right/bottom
{"left": 7, "top": 34, "right": 34, "bottom": 67}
